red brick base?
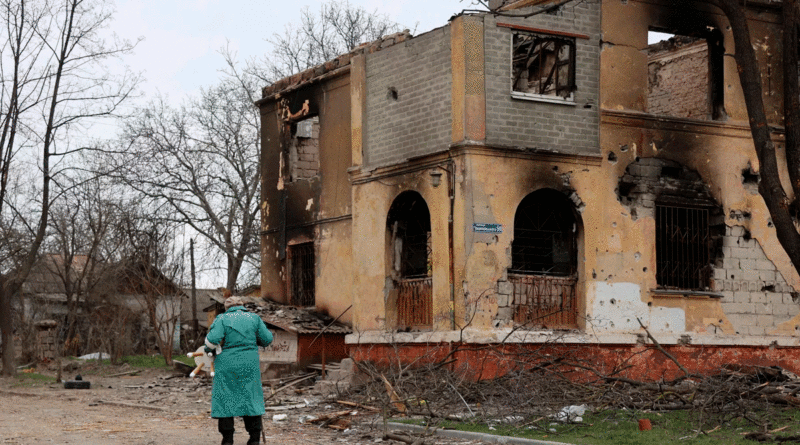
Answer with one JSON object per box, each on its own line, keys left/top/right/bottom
{"left": 351, "top": 342, "right": 800, "bottom": 381}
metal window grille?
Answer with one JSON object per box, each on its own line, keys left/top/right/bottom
{"left": 656, "top": 205, "right": 711, "bottom": 290}
{"left": 401, "top": 231, "right": 431, "bottom": 278}
{"left": 511, "top": 192, "right": 576, "bottom": 276}
{"left": 396, "top": 277, "right": 432, "bottom": 329}
{"left": 509, "top": 273, "right": 578, "bottom": 329}
{"left": 289, "top": 243, "right": 315, "bottom": 306}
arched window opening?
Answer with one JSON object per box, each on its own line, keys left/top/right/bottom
{"left": 387, "top": 192, "right": 432, "bottom": 330}
{"left": 509, "top": 189, "right": 579, "bottom": 329}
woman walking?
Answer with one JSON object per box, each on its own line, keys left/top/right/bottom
{"left": 205, "top": 296, "right": 273, "bottom": 445}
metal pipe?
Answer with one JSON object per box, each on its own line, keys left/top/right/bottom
{"left": 446, "top": 159, "right": 456, "bottom": 330}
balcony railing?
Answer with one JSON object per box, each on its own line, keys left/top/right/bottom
{"left": 396, "top": 277, "right": 432, "bottom": 330}
{"left": 508, "top": 273, "right": 578, "bottom": 329}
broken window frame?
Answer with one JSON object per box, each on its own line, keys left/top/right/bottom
{"left": 655, "top": 204, "right": 712, "bottom": 291}
{"left": 511, "top": 31, "right": 576, "bottom": 102}
{"left": 288, "top": 242, "right": 315, "bottom": 307}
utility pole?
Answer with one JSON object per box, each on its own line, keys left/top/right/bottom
{"left": 190, "top": 238, "right": 198, "bottom": 340}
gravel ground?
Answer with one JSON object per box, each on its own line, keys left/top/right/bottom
{"left": 0, "top": 364, "right": 485, "bottom": 445}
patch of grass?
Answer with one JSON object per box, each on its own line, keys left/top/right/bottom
{"left": 407, "top": 408, "right": 800, "bottom": 445}
{"left": 119, "top": 354, "right": 193, "bottom": 368}
{"left": 12, "top": 372, "right": 56, "bottom": 387}
{"left": 74, "top": 354, "right": 193, "bottom": 375}
{"left": 119, "top": 355, "right": 170, "bottom": 368}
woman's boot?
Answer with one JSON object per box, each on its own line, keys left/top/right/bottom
{"left": 243, "top": 416, "right": 262, "bottom": 445}
{"left": 218, "top": 417, "right": 235, "bottom": 445}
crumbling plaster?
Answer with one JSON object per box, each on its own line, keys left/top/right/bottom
{"left": 452, "top": 149, "right": 597, "bottom": 330}
{"left": 595, "top": 0, "right": 798, "bottom": 340}
{"left": 259, "top": 75, "right": 355, "bottom": 323}
{"left": 600, "top": 0, "right": 783, "bottom": 123}
{"left": 350, "top": 166, "right": 453, "bottom": 331}
{"left": 260, "top": 0, "right": 798, "bottom": 350}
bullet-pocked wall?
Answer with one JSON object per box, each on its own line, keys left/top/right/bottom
{"left": 350, "top": 164, "right": 454, "bottom": 332}
{"left": 597, "top": 0, "right": 799, "bottom": 338}
{"left": 482, "top": 2, "right": 601, "bottom": 155}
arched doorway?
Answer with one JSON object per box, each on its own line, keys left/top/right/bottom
{"left": 510, "top": 189, "right": 579, "bottom": 329}
{"left": 387, "top": 191, "right": 432, "bottom": 330}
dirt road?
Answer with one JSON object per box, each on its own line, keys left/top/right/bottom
{"left": 0, "top": 366, "right": 483, "bottom": 445}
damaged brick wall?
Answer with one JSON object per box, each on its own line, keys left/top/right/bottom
{"left": 617, "top": 158, "right": 720, "bottom": 220}
{"left": 714, "top": 223, "right": 800, "bottom": 336}
{"left": 289, "top": 117, "right": 320, "bottom": 181}
{"left": 617, "top": 158, "right": 799, "bottom": 335}
{"left": 647, "top": 37, "right": 710, "bottom": 119}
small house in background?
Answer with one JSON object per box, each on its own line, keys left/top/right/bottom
{"left": 15, "top": 253, "right": 185, "bottom": 360}
{"left": 203, "top": 295, "right": 351, "bottom": 378}
{"left": 181, "top": 288, "right": 225, "bottom": 331}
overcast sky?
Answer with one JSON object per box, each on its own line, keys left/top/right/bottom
{"left": 102, "top": 1, "right": 482, "bottom": 286}
{"left": 110, "top": 0, "right": 481, "bottom": 104}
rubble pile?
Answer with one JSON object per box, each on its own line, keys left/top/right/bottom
{"left": 341, "top": 355, "right": 800, "bottom": 441}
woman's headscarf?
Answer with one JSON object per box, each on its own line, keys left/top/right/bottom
{"left": 224, "top": 296, "right": 243, "bottom": 309}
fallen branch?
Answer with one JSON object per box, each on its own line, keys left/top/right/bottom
{"left": 382, "top": 374, "right": 406, "bottom": 413}
{"left": 637, "top": 318, "right": 691, "bottom": 377}
{"left": 383, "top": 432, "right": 425, "bottom": 444}
{"left": 336, "top": 400, "right": 380, "bottom": 412}
{"left": 106, "top": 370, "right": 140, "bottom": 378}
{"left": 264, "top": 374, "right": 317, "bottom": 400}
{"left": 96, "top": 400, "right": 168, "bottom": 411}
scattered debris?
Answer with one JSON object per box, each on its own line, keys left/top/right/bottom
{"left": 305, "top": 409, "right": 356, "bottom": 430}
{"left": 78, "top": 352, "right": 110, "bottom": 360}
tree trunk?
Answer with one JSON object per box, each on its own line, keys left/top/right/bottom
{"left": 784, "top": 0, "right": 800, "bottom": 196}
{"left": 715, "top": 0, "right": 800, "bottom": 271}
{"left": 0, "top": 279, "right": 16, "bottom": 376}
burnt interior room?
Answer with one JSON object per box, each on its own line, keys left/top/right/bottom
{"left": 645, "top": 20, "right": 725, "bottom": 120}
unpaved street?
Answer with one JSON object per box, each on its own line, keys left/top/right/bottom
{"left": 0, "top": 366, "right": 484, "bottom": 445}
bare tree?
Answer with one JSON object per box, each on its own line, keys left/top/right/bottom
{"left": 0, "top": 0, "right": 140, "bottom": 376}
{"left": 114, "top": 208, "right": 184, "bottom": 366}
{"left": 41, "top": 177, "right": 123, "bottom": 352}
{"left": 105, "top": 2, "right": 401, "bottom": 295}
{"left": 111, "top": 50, "right": 261, "bottom": 292}
{"left": 257, "top": 0, "right": 401, "bottom": 83}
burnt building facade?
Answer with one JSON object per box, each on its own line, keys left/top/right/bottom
{"left": 258, "top": 0, "right": 799, "bottom": 379}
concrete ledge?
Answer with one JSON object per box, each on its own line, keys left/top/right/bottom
{"left": 387, "top": 422, "right": 572, "bottom": 445}
{"left": 346, "top": 328, "right": 800, "bottom": 347}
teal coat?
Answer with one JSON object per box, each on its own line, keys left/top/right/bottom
{"left": 205, "top": 306, "right": 273, "bottom": 418}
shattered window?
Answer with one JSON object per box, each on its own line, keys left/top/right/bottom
{"left": 288, "top": 242, "right": 315, "bottom": 306}
{"left": 512, "top": 32, "right": 575, "bottom": 100}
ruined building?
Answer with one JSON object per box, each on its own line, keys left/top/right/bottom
{"left": 258, "top": 0, "right": 799, "bottom": 379}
